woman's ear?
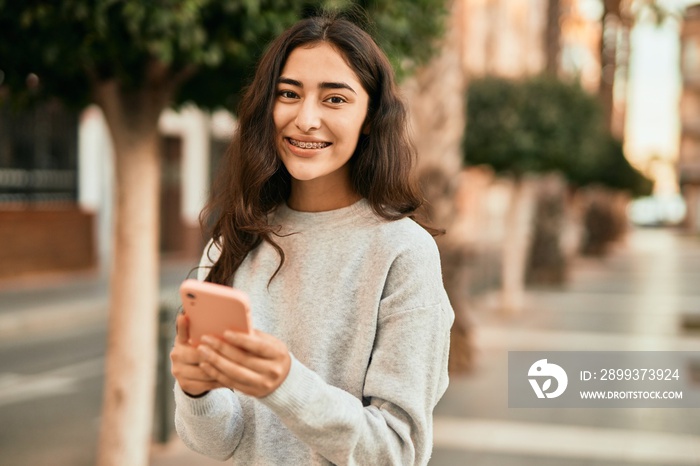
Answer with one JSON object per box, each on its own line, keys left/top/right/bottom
{"left": 362, "top": 122, "right": 370, "bottom": 135}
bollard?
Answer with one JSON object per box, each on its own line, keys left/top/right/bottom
{"left": 154, "top": 302, "right": 178, "bottom": 444}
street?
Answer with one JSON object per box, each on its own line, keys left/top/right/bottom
{"left": 0, "top": 262, "right": 190, "bottom": 466}
{"left": 0, "top": 323, "right": 106, "bottom": 466}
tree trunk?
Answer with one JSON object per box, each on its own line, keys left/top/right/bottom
{"left": 484, "top": 0, "right": 501, "bottom": 75}
{"left": 599, "top": 0, "right": 622, "bottom": 134}
{"left": 403, "top": 0, "right": 475, "bottom": 372}
{"left": 611, "top": 15, "right": 631, "bottom": 139}
{"left": 580, "top": 185, "right": 629, "bottom": 256}
{"left": 526, "top": 172, "right": 568, "bottom": 285}
{"left": 501, "top": 175, "right": 536, "bottom": 314}
{"left": 94, "top": 80, "right": 168, "bottom": 466}
{"left": 544, "top": 0, "right": 562, "bottom": 76}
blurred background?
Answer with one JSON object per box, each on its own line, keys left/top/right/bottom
{"left": 0, "top": 0, "right": 699, "bottom": 465}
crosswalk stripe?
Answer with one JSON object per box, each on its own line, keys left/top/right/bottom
{"left": 0, "top": 357, "right": 103, "bottom": 407}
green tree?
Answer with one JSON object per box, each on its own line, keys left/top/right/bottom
{"left": 463, "top": 74, "right": 650, "bottom": 310}
{"left": 0, "top": 2, "right": 447, "bottom": 465}
{"left": 464, "top": 74, "right": 650, "bottom": 195}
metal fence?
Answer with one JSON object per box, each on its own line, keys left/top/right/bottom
{"left": 0, "top": 103, "right": 79, "bottom": 204}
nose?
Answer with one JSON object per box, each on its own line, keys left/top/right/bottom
{"left": 294, "top": 99, "right": 321, "bottom": 132}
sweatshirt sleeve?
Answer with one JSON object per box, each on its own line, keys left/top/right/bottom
{"left": 259, "top": 236, "right": 454, "bottom": 465}
{"left": 173, "top": 384, "right": 245, "bottom": 461}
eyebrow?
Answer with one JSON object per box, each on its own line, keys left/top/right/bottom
{"left": 277, "top": 77, "right": 357, "bottom": 95}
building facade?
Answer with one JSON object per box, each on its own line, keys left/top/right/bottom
{"left": 0, "top": 101, "right": 95, "bottom": 279}
{"left": 679, "top": 4, "right": 700, "bottom": 232}
{"left": 0, "top": 101, "right": 234, "bottom": 281}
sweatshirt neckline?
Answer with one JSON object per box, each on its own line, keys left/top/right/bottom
{"left": 275, "top": 198, "right": 371, "bottom": 229}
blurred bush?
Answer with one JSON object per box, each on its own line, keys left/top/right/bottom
{"left": 463, "top": 75, "right": 652, "bottom": 197}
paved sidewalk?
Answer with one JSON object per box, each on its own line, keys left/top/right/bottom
{"left": 151, "top": 436, "right": 224, "bottom": 466}
{"left": 430, "top": 227, "right": 700, "bottom": 465}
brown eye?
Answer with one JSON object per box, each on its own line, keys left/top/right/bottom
{"left": 278, "top": 90, "right": 298, "bottom": 99}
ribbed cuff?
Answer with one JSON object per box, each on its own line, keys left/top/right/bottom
{"left": 259, "top": 356, "right": 318, "bottom": 418}
{"left": 173, "top": 382, "right": 234, "bottom": 417}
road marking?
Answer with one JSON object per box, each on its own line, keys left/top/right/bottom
{"left": 433, "top": 417, "right": 700, "bottom": 464}
{"left": 0, "top": 357, "right": 103, "bottom": 407}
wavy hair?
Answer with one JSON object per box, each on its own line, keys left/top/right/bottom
{"left": 202, "top": 14, "right": 434, "bottom": 285}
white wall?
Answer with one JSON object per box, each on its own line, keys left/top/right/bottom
{"left": 78, "top": 105, "right": 114, "bottom": 271}
{"left": 159, "top": 106, "right": 212, "bottom": 226}
{"left": 78, "top": 105, "right": 231, "bottom": 268}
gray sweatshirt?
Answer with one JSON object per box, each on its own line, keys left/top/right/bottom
{"left": 174, "top": 199, "right": 454, "bottom": 465}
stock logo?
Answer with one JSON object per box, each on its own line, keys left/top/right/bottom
{"left": 528, "top": 359, "right": 568, "bottom": 399}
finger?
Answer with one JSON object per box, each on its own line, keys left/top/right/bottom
{"left": 199, "top": 361, "right": 265, "bottom": 397}
{"left": 200, "top": 335, "right": 274, "bottom": 375}
{"left": 222, "top": 330, "right": 282, "bottom": 359}
{"left": 198, "top": 345, "right": 265, "bottom": 387}
{"left": 170, "top": 344, "right": 205, "bottom": 365}
{"left": 199, "top": 362, "right": 280, "bottom": 398}
{"left": 176, "top": 314, "right": 190, "bottom": 345}
{"left": 200, "top": 342, "right": 289, "bottom": 392}
{"left": 172, "top": 363, "right": 219, "bottom": 383}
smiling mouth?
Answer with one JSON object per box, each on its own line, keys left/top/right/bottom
{"left": 286, "top": 138, "right": 331, "bottom": 150}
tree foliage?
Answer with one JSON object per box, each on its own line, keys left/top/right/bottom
{"left": 463, "top": 75, "right": 652, "bottom": 196}
{"left": 0, "top": 0, "right": 447, "bottom": 112}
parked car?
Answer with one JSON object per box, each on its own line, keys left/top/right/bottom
{"left": 628, "top": 194, "right": 687, "bottom": 227}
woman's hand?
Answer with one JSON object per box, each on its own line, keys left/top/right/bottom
{"left": 170, "top": 314, "right": 222, "bottom": 397}
{"left": 196, "top": 329, "right": 292, "bottom": 398}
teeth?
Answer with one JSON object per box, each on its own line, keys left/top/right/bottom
{"left": 289, "top": 139, "right": 329, "bottom": 149}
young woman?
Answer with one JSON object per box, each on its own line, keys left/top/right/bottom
{"left": 170, "top": 14, "right": 454, "bottom": 466}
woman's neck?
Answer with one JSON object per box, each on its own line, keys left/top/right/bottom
{"left": 287, "top": 177, "right": 361, "bottom": 213}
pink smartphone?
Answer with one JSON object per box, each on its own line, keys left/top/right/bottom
{"left": 179, "top": 279, "right": 252, "bottom": 345}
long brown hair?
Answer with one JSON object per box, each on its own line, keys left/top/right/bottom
{"left": 202, "top": 14, "right": 433, "bottom": 285}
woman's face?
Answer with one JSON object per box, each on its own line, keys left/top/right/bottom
{"left": 273, "top": 42, "right": 370, "bottom": 191}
